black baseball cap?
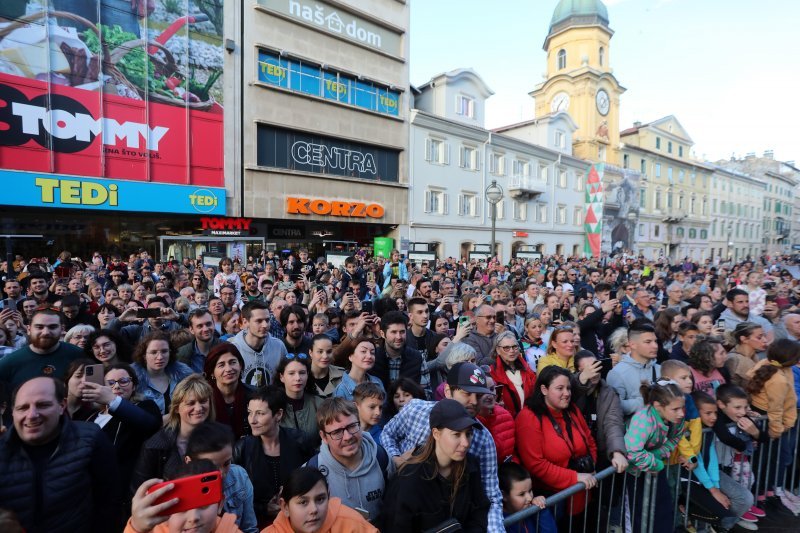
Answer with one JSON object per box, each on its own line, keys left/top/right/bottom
{"left": 446, "top": 362, "right": 492, "bottom": 395}
{"left": 430, "top": 399, "right": 482, "bottom": 431}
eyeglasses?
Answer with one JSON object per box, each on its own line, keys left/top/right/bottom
{"left": 107, "top": 377, "right": 133, "bottom": 387}
{"left": 497, "top": 345, "right": 520, "bottom": 352}
{"left": 286, "top": 353, "right": 309, "bottom": 360}
{"left": 476, "top": 315, "right": 496, "bottom": 321}
{"left": 324, "top": 421, "right": 361, "bottom": 441}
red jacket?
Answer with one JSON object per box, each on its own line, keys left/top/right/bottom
{"left": 477, "top": 403, "right": 517, "bottom": 463}
{"left": 515, "top": 405, "right": 598, "bottom": 514}
{"left": 490, "top": 355, "right": 537, "bottom": 418}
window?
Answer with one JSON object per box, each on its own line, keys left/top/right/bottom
{"left": 668, "top": 141, "right": 673, "bottom": 154}
{"left": 574, "top": 207, "right": 583, "bottom": 226}
{"left": 456, "top": 95, "right": 475, "bottom": 118}
{"left": 489, "top": 153, "right": 506, "bottom": 176}
{"left": 640, "top": 188, "right": 646, "bottom": 208}
{"left": 640, "top": 159, "right": 647, "bottom": 175}
{"left": 655, "top": 163, "right": 661, "bottom": 178}
{"left": 514, "top": 201, "right": 528, "bottom": 221}
{"left": 598, "top": 145, "right": 606, "bottom": 161}
{"left": 458, "top": 193, "right": 478, "bottom": 217}
{"left": 678, "top": 194, "right": 684, "bottom": 210}
{"left": 459, "top": 145, "right": 479, "bottom": 170}
{"left": 638, "top": 224, "right": 644, "bottom": 237}
{"left": 679, "top": 146, "right": 684, "bottom": 157}
{"left": 555, "top": 130, "right": 566, "bottom": 148}
{"left": 424, "top": 189, "right": 447, "bottom": 214}
{"left": 655, "top": 189, "right": 662, "bottom": 210}
{"left": 690, "top": 195, "right": 696, "bottom": 214}
{"left": 720, "top": 200, "right": 726, "bottom": 213}
{"left": 702, "top": 197, "right": 708, "bottom": 215}
{"left": 558, "top": 169, "right": 568, "bottom": 188}
{"left": 539, "top": 165, "right": 549, "bottom": 183}
{"left": 537, "top": 203, "right": 547, "bottom": 223}
{"left": 712, "top": 220, "right": 717, "bottom": 236}
{"left": 689, "top": 228, "right": 697, "bottom": 239}
{"left": 512, "top": 159, "right": 530, "bottom": 178}
{"left": 425, "top": 138, "right": 449, "bottom": 165}
{"left": 599, "top": 46, "right": 605, "bottom": 67}
{"left": 495, "top": 200, "right": 504, "bottom": 220}
{"left": 676, "top": 227, "right": 685, "bottom": 237}
{"left": 712, "top": 199, "right": 717, "bottom": 213}
{"left": 623, "top": 154, "right": 629, "bottom": 169}
{"left": 667, "top": 191, "right": 673, "bottom": 208}
{"left": 575, "top": 171, "right": 584, "bottom": 191}
{"left": 668, "top": 167, "right": 673, "bottom": 182}
{"left": 654, "top": 225, "right": 660, "bottom": 237}
{"left": 557, "top": 205, "right": 567, "bottom": 224}
{"left": 679, "top": 170, "right": 685, "bottom": 183}
{"left": 656, "top": 137, "right": 661, "bottom": 150}
{"left": 557, "top": 49, "right": 566, "bottom": 70}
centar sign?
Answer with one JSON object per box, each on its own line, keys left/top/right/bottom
{"left": 286, "top": 197, "right": 384, "bottom": 218}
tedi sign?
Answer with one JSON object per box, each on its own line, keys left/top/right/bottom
{"left": 259, "top": 0, "right": 403, "bottom": 57}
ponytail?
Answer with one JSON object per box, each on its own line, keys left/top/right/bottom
{"left": 640, "top": 380, "right": 683, "bottom": 407}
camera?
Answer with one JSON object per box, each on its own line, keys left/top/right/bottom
{"left": 568, "top": 455, "right": 595, "bottom": 474}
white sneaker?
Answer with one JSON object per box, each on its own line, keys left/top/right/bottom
{"left": 735, "top": 520, "right": 759, "bottom": 531}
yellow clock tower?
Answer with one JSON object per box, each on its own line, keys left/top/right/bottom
{"left": 531, "top": 0, "right": 625, "bottom": 165}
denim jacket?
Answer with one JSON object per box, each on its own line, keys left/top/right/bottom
{"left": 224, "top": 464, "right": 258, "bottom": 533}
{"left": 131, "top": 362, "right": 193, "bottom": 414}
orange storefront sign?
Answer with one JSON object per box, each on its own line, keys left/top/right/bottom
{"left": 286, "top": 197, "right": 385, "bottom": 219}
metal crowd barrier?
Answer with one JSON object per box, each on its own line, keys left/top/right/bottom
{"left": 504, "top": 411, "right": 800, "bottom": 532}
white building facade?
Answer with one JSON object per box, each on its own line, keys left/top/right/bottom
{"left": 406, "top": 69, "right": 586, "bottom": 263}
{"left": 707, "top": 166, "right": 765, "bottom": 262}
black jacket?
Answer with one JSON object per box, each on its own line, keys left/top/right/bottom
{"left": 382, "top": 453, "right": 489, "bottom": 533}
{"left": 0, "top": 416, "right": 120, "bottom": 533}
{"left": 77, "top": 399, "right": 162, "bottom": 497}
{"left": 372, "top": 345, "right": 425, "bottom": 393}
{"left": 130, "top": 427, "right": 184, "bottom": 496}
{"left": 233, "top": 427, "right": 315, "bottom": 527}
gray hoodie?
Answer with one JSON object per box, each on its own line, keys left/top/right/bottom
{"left": 310, "top": 432, "right": 394, "bottom": 522}
{"left": 719, "top": 308, "right": 773, "bottom": 334}
{"left": 229, "top": 330, "right": 287, "bottom": 388}
{"left": 606, "top": 354, "right": 660, "bottom": 417}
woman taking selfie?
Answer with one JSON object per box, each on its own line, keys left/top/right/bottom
{"left": 382, "top": 399, "right": 490, "bottom": 532}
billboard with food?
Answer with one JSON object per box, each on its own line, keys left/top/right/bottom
{"left": 0, "top": 1, "right": 225, "bottom": 209}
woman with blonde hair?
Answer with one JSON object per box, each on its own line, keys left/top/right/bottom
{"left": 130, "top": 374, "right": 215, "bottom": 493}
{"left": 536, "top": 326, "right": 576, "bottom": 373}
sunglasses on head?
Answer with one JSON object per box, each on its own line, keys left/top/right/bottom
{"left": 286, "top": 353, "right": 309, "bottom": 360}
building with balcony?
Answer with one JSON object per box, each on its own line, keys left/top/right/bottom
{"left": 406, "top": 69, "right": 585, "bottom": 262}
{"left": 620, "top": 116, "right": 711, "bottom": 260}
{"left": 717, "top": 152, "right": 800, "bottom": 256}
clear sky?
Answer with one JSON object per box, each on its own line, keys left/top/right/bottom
{"left": 410, "top": 0, "right": 800, "bottom": 165}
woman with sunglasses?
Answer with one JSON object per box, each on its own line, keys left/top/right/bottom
{"left": 276, "top": 353, "right": 324, "bottom": 444}
{"left": 75, "top": 362, "right": 162, "bottom": 525}
{"left": 488, "top": 331, "right": 537, "bottom": 418}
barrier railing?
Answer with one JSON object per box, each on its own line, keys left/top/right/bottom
{"left": 504, "top": 411, "right": 800, "bottom": 532}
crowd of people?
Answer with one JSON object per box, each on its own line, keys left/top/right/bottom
{"left": 0, "top": 247, "right": 800, "bottom": 533}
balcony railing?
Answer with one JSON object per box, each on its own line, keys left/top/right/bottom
{"left": 508, "top": 176, "right": 546, "bottom": 200}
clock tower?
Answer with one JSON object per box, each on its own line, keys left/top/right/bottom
{"left": 531, "top": 0, "right": 625, "bottom": 165}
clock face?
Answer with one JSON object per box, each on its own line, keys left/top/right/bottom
{"left": 596, "top": 89, "right": 610, "bottom": 116}
{"left": 551, "top": 92, "right": 570, "bottom": 113}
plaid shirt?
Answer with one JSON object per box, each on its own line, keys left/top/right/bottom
{"left": 380, "top": 399, "right": 504, "bottom": 532}
{"left": 387, "top": 353, "right": 432, "bottom": 399}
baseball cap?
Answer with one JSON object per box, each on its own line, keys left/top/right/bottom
{"left": 429, "top": 399, "right": 482, "bottom": 431}
{"left": 446, "top": 362, "right": 491, "bottom": 395}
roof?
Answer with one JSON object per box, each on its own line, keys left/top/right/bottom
{"left": 550, "top": 0, "right": 610, "bottom": 30}
{"left": 416, "top": 68, "right": 494, "bottom": 97}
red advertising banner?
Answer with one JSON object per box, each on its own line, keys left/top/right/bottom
{"left": 0, "top": 2, "right": 224, "bottom": 188}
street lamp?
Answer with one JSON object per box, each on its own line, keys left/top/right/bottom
{"left": 485, "top": 180, "right": 504, "bottom": 261}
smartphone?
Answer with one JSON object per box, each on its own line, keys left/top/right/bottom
{"left": 459, "top": 316, "right": 470, "bottom": 327}
{"left": 432, "top": 280, "right": 440, "bottom": 293}
{"left": 495, "top": 310, "right": 505, "bottom": 324}
{"left": 136, "top": 308, "right": 162, "bottom": 319}
{"left": 367, "top": 271, "right": 375, "bottom": 284}
{"left": 55, "top": 266, "right": 70, "bottom": 278}
{"left": 405, "top": 284, "right": 416, "bottom": 299}
{"left": 621, "top": 300, "right": 631, "bottom": 317}
{"left": 83, "top": 364, "right": 105, "bottom": 386}
{"left": 316, "top": 284, "right": 325, "bottom": 293}
{"left": 362, "top": 300, "right": 373, "bottom": 314}
{"left": 146, "top": 472, "right": 223, "bottom": 516}
{"left": 716, "top": 319, "right": 726, "bottom": 329}
{"left": 447, "top": 328, "right": 455, "bottom": 337}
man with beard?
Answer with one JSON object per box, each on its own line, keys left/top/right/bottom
{"left": 219, "top": 286, "right": 239, "bottom": 312}
{"left": 281, "top": 305, "right": 312, "bottom": 355}
{"left": 0, "top": 308, "right": 82, "bottom": 388}
{"left": 380, "top": 363, "right": 504, "bottom": 533}
{"left": 373, "top": 311, "right": 431, "bottom": 398}
{"left": 19, "top": 273, "right": 59, "bottom": 310}
{"left": 718, "top": 288, "right": 773, "bottom": 335}
{"left": 414, "top": 277, "right": 436, "bottom": 315}
{"left": 1, "top": 278, "right": 25, "bottom": 310}
{"left": 176, "top": 308, "right": 222, "bottom": 373}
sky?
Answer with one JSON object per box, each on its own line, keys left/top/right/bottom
{"left": 409, "top": 0, "right": 800, "bottom": 165}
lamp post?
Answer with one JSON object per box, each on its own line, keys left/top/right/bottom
{"left": 485, "top": 180, "right": 504, "bottom": 261}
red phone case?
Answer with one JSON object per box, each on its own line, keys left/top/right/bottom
{"left": 146, "top": 472, "right": 223, "bottom": 515}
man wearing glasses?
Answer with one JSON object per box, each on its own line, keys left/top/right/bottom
{"left": 308, "top": 397, "right": 394, "bottom": 525}
{"left": 463, "top": 304, "right": 499, "bottom": 366}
